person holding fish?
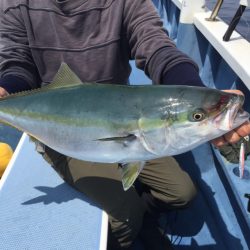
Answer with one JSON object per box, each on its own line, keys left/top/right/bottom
{"left": 0, "top": 0, "right": 250, "bottom": 249}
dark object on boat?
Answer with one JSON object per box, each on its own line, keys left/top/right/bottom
{"left": 223, "top": 4, "right": 247, "bottom": 41}
{"left": 244, "top": 194, "right": 250, "bottom": 213}
{"left": 206, "top": 0, "right": 224, "bottom": 21}
{"left": 218, "top": 137, "right": 250, "bottom": 163}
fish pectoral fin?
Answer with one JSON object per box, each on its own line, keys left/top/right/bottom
{"left": 97, "top": 134, "right": 137, "bottom": 143}
{"left": 119, "top": 162, "right": 144, "bottom": 191}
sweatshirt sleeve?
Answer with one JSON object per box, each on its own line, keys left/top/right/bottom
{"left": 123, "top": 0, "right": 200, "bottom": 85}
{"left": 0, "top": 75, "right": 32, "bottom": 94}
{"left": 0, "top": 1, "right": 41, "bottom": 91}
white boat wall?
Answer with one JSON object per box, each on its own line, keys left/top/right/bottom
{"left": 0, "top": 0, "right": 250, "bottom": 249}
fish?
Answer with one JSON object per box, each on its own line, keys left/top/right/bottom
{"left": 239, "top": 135, "right": 249, "bottom": 178}
{"left": 0, "top": 63, "right": 249, "bottom": 190}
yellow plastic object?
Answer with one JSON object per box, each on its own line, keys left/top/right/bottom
{"left": 0, "top": 143, "right": 13, "bottom": 178}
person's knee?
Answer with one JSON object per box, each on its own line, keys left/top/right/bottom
{"left": 168, "top": 173, "right": 197, "bottom": 208}
{"left": 174, "top": 180, "right": 197, "bottom": 207}
{"left": 151, "top": 176, "right": 197, "bottom": 209}
{"left": 167, "top": 171, "right": 198, "bottom": 208}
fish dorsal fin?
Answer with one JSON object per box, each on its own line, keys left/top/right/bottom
{"left": 0, "top": 63, "right": 83, "bottom": 101}
{"left": 46, "top": 63, "right": 83, "bottom": 90}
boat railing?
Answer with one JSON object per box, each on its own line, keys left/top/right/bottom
{"left": 164, "top": 0, "right": 250, "bottom": 90}
{"left": 206, "top": 0, "right": 224, "bottom": 22}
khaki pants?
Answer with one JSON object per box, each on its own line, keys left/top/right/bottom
{"left": 42, "top": 146, "right": 197, "bottom": 249}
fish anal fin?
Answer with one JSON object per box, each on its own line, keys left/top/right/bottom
{"left": 119, "top": 162, "right": 144, "bottom": 191}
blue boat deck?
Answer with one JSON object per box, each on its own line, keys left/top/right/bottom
{"left": 0, "top": 135, "right": 108, "bottom": 250}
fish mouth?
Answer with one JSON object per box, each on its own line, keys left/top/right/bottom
{"left": 213, "top": 94, "right": 249, "bottom": 131}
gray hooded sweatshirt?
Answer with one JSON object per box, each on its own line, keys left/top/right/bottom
{"left": 0, "top": 0, "right": 200, "bottom": 90}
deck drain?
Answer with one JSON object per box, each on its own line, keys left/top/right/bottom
{"left": 233, "top": 167, "right": 250, "bottom": 179}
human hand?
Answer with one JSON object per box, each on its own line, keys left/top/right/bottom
{"left": 0, "top": 87, "right": 9, "bottom": 98}
{"left": 212, "top": 89, "right": 250, "bottom": 147}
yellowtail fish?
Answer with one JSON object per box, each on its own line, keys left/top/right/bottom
{"left": 0, "top": 64, "right": 249, "bottom": 190}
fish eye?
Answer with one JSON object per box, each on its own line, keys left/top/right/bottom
{"left": 191, "top": 109, "right": 206, "bottom": 122}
